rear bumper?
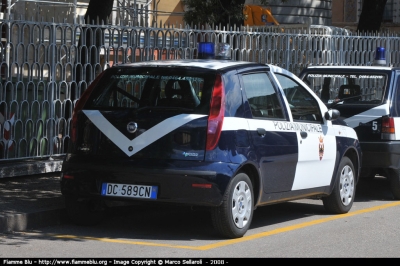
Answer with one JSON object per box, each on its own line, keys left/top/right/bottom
{"left": 360, "top": 141, "right": 400, "bottom": 170}
{"left": 61, "top": 155, "right": 239, "bottom": 207}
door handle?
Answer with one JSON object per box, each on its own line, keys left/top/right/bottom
{"left": 257, "top": 128, "right": 266, "bottom": 136}
{"left": 300, "top": 131, "right": 308, "bottom": 138}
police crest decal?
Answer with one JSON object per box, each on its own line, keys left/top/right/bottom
{"left": 319, "top": 135, "right": 324, "bottom": 160}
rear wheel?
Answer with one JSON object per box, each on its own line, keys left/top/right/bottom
{"left": 388, "top": 169, "right": 400, "bottom": 200}
{"left": 65, "top": 196, "right": 105, "bottom": 225}
{"left": 211, "top": 173, "right": 254, "bottom": 238}
{"left": 323, "top": 156, "right": 355, "bottom": 214}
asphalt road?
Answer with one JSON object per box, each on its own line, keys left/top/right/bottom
{"left": 1, "top": 176, "right": 400, "bottom": 258}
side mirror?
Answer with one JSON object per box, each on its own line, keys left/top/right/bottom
{"left": 324, "top": 109, "right": 340, "bottom": 121}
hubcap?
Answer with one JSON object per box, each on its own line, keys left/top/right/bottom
{"left": 339, "top": 165, "right": 354, "bottom": 206}
{"left": 231, "top": 181, "right": 252, "bottom": 229}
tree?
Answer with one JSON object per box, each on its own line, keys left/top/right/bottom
{"left": 77, "top": 0, "right": 114, "bottom": 83}
{"left": 182, "top": 0, "right": 242, "bottom": 27}
{"left": 217, "top": 0, "right": 246, "bottom": 26}
{"left": 357, "top": 0, "right": 387, "bottom": 33}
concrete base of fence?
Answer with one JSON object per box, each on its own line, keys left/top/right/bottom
{"left": 0, "top": 208, "right": 67, "bottom": 233}
{"left": 0, "top": 156, "right": 64, "bottom": 178}
{"left": 0, "top": 171, "right": 66, "bottom": 233}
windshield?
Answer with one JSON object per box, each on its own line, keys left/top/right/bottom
{"left": 85, "top": 67, "right": 216, "bottom": 114}
{"left": 302, "top": 72, "right": 387, "bottom": 105}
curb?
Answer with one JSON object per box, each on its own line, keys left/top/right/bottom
{"left": 0, "top": 158, "right": 63, "bottom": 179}
{"left": 0, "top": 208, "right": 67, "bottom": 233}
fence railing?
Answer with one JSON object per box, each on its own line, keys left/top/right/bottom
{"left": 1, "top": 18, "right": 400, "bottom": 169}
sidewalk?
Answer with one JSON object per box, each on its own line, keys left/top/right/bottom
{"left": 0, "top": 173, "right": 66, "bottom": 233}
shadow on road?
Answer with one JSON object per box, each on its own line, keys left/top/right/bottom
{"left": 355, "top": 175, "right": 394, "bottom": 202}
{"left": 1, "top": 175, "right": 397, "bottom": 244}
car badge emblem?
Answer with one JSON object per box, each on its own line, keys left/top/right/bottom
{"left": 319, "top": 135, "right": 324, "bottom": 160}
{"left": 127, "top": 122, "right": 138, "bottom": 133}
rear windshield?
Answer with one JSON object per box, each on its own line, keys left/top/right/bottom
{"left": 84, "top": 67, "right": 216, "bottom": 114}
{"left": 302, "top": 72, "right": 388, "bottom": 105}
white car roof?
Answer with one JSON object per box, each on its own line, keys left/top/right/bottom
{"left": 118, "top": 59, "right": 258, "bottom": 70}
{"left": 303, "top": 65, "right": 393, "bottom": 71}
{"left": 267, "top": 64, "right": 299, "bottom": 79}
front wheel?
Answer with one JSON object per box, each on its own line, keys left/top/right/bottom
{"left": 211, "top": 173, "right": 254, "bottom": 238}
{"left": 323, "top": 156, "right": 356, "bottom": 214}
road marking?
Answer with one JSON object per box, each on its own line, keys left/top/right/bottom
{"left": 52, "top": 201, "right": 400, "bottom": 250}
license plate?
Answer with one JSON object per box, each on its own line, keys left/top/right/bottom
{"left": 101, "top": 183, "right": 158, "bottom": 199}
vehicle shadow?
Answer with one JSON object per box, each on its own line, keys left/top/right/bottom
{"left": 355, "top": 175, "right": 394, "bottom": 202}
{"left": 2, "top": 200, "right": 330, "bottom": 244}
{"left": 2, "top": 175, "right": 396, "bottom": 244}
{"left": 6, "top": 200, "right": 335, "bottom": 244}
{"left": 50, "top": 175, "right": 395, "bottom": 240}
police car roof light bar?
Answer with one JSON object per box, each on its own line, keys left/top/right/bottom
{"left": 374, "top": 47, "right": 386, "bottom": 66}
{"left": 215, "top": 43, "right": 231, "bottom": 60}
{"left": 198, "top": 42, "right": 215, "bottom": 59}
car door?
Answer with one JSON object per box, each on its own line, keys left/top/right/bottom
{"left": 240, "top": 72, "right": 298, "bottom": 193}
{"left": 274, "top": 73, "right": 337, "bottom": 190}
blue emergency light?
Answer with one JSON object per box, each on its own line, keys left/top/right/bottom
{"left": 197, "top": 42, "right": 231, "bottom": 60}
{"left": 374, "top": 47, "right": 386, "bottom": 66}
{"left": 197, "top": 42, "right": 215, "bottom": 59}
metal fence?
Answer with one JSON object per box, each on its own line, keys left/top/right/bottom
{"left": 1, "top": 18, "right": 400, "bottom": 170}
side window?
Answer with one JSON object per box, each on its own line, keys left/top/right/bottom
{"left": 242, "top": 73, "right": 284, "bottom": 119}
{"left": 393, "top": 75, "right": 400, "bottom": 116}
{"left": 275, "top": 73, "right": 322, "bottom": 123}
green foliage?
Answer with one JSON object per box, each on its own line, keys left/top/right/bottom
{"left": 182, "top": 0, "right": 220, "bottom": 26}
{"left": 182, "top": 0, "right": 246, "bottom": 26}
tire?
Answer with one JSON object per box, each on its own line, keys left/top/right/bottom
{"left": 323, "top": 156, "right": 355, "bottom": 214}
{"left": 211, "top": 173, "right": 254, "bottom": 238}
{"left": 388, "top": 169, "right": 400, "bottom": 200}
{"left": 65, "top": 196, "right": 105, "bottom": 226}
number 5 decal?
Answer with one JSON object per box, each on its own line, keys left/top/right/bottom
{"left": 372, "top": 121, "right": 378, "bottom": 131}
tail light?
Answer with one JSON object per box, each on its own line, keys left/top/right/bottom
{"left": 71, "top": 71, "right": 105, "bottom": 143}
{"left": 206, "top": 74, "right": 225, "bottom": 150}
{"left": 62, "top": 174, "right": 74, "bottom": 179}
{"left": 381, "top": 116, "right": 395, "bottom": 140}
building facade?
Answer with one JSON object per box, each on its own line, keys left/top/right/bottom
{"left": 332, "top": 0, "right": 400, "bottom": 32}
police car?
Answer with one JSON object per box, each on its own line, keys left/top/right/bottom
{"left": 299, "top": 47, "right": 400, "bottom": 200}
{"left": 61, "top": 42, "right": 362, "bottom": 238}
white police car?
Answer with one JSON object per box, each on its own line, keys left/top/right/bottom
{"left": 299, "top": 47, "right": 400, "bottom": 200}
{"left": 61, "top": 42, "right": 362, "bottom": 238}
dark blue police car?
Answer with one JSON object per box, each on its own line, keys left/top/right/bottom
{"left": 61, "top": 42, "right": 362, "bottom": 238}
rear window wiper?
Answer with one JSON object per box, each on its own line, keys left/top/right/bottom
{"left": 113, "top": 87, "right": 140, "bottom": 103}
